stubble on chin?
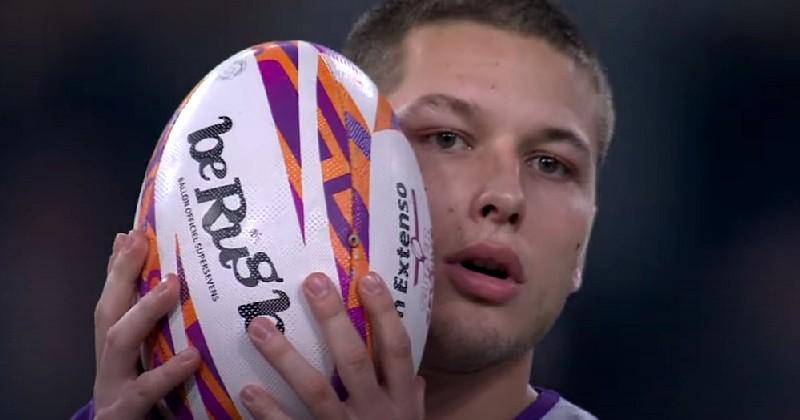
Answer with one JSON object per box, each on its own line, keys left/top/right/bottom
{"left": 419, "top": 307, "right": 542, "bottom": 374}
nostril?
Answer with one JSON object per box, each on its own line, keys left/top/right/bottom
{"left": 480, "top": 204, "right": 519, "bottom": 224}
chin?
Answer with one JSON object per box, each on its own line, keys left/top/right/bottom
{"left": 421, "top": 296, "right": 538, "bottom": 374}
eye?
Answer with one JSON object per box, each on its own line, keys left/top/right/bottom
{"left": 426, "top": 131, "right": 471, "bottom": 151}
{"left": 530, "top": 155, "right": 570, "bottom": 177}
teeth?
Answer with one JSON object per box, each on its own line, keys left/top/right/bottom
{"left": 461, "top": 259, "right": 509, "bottom": 279}
{"left": 474, "top": 259, "right": 502, "bottom": 271}
{"left": 465, "top": 259, "right": 508, "bottom": 278}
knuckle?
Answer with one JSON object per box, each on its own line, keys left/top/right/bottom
{"left": 378, "top": 295, "right": 399, "bottom": 315}
{"left": 138, "top": 291, "right": 168, "bottom": 321}
{"left": 103, "top": 325, "right": 123, "bottom": 351}
{"left": 137, "top": 291, "right": 158, "bottom": 312}
{"left": 108, "top": 251, "right": 131, "bottom": 274}
{"left": 106, "top": 255, "right": 115, "bottom": 274}
{"left": 111, "top": 246, "right": 144, "bottom": 275}
{"left": 139, "top": 365, "right": 168, "bottom": 391}
{"left": 93, "top": 303, "right": 112, "bottom": 327}
{"left": 385, "top": 331, "right": 413, "bottom": 360}
{"left": 343, "top": 346, "right": 373, "bottom": 373}
{"left": 126, "top": 380, "right": 153, "bottom": 407}
{"left": 108, "top": 250, "right": 123, "bottom": 269}
{"left": 260, "top": 333, "right": 293, "bottom": 360}
{"left": 303, "top": 376, "right": 336, "bottom": 404}
{"left": 314, "top": 297, "right": 344, "bottom": 321}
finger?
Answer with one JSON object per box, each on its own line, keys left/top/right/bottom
{"left": 111, "top": 347, "right": 201, "bottom": 418}
{"left": 105, "top": 233, "right": 127, "bottom": 275}
{"left": 97, "top": 232, "right": 131, "bottom": 365}
{"left": 358, "top": 273, "right": 414, "bottom": 400}
{"left": 302, "top": 273, "right": 381, "bottom": 403}
{"left": 95, "top": 230, "right": 148, "bottom": 364}
{"left": 412, "top": 376, "right": 426, "bottom": 419}
{"left": 98, "top": 274, "right": 180, "bottom": 384}
{"left": 96, "top": 232, "right": 130, "bottom": 367}
{"left": 241, "top": 385, "right": 293, "bottom": 420}
{"left": 247, "top": 318, "right": 346, "bottom": 420}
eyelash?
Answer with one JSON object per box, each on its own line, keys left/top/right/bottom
{"left": 420, "top": 130, "right": 576, "bottom": 179}
{"left": 526, "top": 154, "right": 573, "bottom": 179}
{"left": 423, "top": 130, "right": 472, "bottom": 151}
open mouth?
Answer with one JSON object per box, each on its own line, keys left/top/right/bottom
{"left": 460, "top": 258, "right": 509, "bottom": 280}
{"left": 444, "top": 243, "right": 524, "bottom": 303}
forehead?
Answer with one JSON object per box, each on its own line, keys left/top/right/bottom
{"left": 389, "top": 21, "right": 602, "bottom": 154}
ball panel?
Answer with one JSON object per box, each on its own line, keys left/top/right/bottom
{"left": 367, "top": 128, "right": 434, "bottom": 371}
{"left": 256, "top": 42, "right": 305, "bottom": 243}
{"left": 175, "top": 239, "right": 242, "bottom": 419}
{"left": 173, "top": 47, "right": 315, "bottom": 419}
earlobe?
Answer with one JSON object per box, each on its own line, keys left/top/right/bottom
{"left": 571, "top": 204, "right": 596, "bottom": 293}
{"left": 568, "top": 241, "right": 586, "bottom": 292}
{"left": 570, "top": 263, "right": 584, "bottom": 292}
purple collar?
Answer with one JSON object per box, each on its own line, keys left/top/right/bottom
{"left": 514, "top": 388, "right": 560, "bottom": 420}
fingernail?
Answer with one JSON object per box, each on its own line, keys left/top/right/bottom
{"left": 124, "top": 232, "right": 137, "bottom": 251}
{"left": 178, "top": 347, "right": 198, "bottom": 363}
{"left": 119, "top": 234, "right": 131, "bottom": 252}
{"left": 304, "top": 274, "right": 330, "bottom": 299}
{"left": 360, "top": 273, "right": 383, "bottom": 295}
{"left": 157, "top": 278, "right": 172, "bottom": 295}
{"left": 112, "top": 233, "right": 126, "bottom": 254}
{"left": 241, "top": 385, "right": 260, "bottom": 404}
{"left": 248, "top": 317, "right": 277, "bottom": 342}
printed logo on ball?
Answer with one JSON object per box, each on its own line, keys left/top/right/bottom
{"left": 180, "top": 114, "right": 292, "bottom": 332}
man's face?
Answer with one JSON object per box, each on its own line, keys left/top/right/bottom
{"left": 386, "top": 22, "right": 601, "bottom": 372}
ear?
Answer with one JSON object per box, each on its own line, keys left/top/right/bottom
{"left": 570, "top": 247, "right": 587, "bottom": 292}
{"left": 570, "top": 205, "right": 597, "bottom": 293}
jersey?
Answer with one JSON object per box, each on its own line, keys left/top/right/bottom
{"left": 516, "top": 388, "right": 597, "bottom": 420}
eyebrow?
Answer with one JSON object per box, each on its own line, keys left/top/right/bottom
{"left": 397, "top": 93, "right": 481, "bottom": 121}
{"left": 398, "top": 93, "right": 593, "bottom": 158}
{"left": 537, "top": 127, "right": 592, "bottom": 158}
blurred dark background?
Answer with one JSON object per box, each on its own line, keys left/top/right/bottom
{"left": 1, "top": 1, "right": 798, "bottom": 418}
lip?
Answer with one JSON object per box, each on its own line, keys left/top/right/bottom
{"left": 443, "top": 242, "right": 525, "bottom": 304}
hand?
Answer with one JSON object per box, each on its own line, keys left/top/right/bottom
{"left": 240, "top": 272, "right": 426, "bottom": 420}
{"left": 92, "top": 231, "right": 201, "bottom": 419}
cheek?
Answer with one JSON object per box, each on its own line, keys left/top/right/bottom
{"left": 524, "top": 196, "right": 593, "bottom": 266}
{"left": 428, "top": 186, "right": 462, "bottom": 253}
{"left": 413, "top": 147, "right": 466, "bottom": 242}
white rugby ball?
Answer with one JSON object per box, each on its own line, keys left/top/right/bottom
{"left": 133, "top": 40, "right": 434, "bottom": 420}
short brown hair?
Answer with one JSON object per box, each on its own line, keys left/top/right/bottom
{"left": 343, "top": 0, "right": 615, "bottom": 163}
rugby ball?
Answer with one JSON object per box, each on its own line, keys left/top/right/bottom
{"left": 133, "top": 41, "right": 434, "bottom": 420}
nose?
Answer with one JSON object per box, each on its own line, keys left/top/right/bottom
{"left": 472, "top": 157, "right": 525, "bottom": 227}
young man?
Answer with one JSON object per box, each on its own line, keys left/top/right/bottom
{"left": 81, "top": 1, "right": 614, "bottom": 419}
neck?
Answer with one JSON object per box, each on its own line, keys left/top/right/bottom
{"left": 422, "top": 350, "right": 538, "bottom": 420}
